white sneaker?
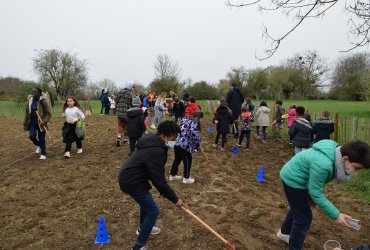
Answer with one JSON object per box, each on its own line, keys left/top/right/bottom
{"left": 236, "top": 143, "right": 241, "bottom": 147}
{"left": 183, "top": 177, "right": 195, "bottom": 184}
{"left": 64, "top": 152, "right": 71, "bottom": 158}
{"left": 276, "top": 229, "right": 290, "bottom": 244}
{"left": 220, "top": 147, "right": 226, "bottom": 151}
{"left": 35, "top": 146, "right": 41, "bottom": 154}
{"left": 212, "top": 143, "right": 217, "bottom": 148}
{"left": 39, "top": 155, "right": 46, "bottom": 160}
{"left": 169, "top": 175, "right": 182, "bottom": 181}
{"left": 150, "top": 124, "right": 157, "bottom": 129}
{"left": 136, "top": 226, "right": 161, "bottom": 236}
{"left": 77, "top": 148, "right": 83, "bottom": 154}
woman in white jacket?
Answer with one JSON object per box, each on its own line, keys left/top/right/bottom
{"left": 255, "top": 101, "right": 270, "bottom": 143}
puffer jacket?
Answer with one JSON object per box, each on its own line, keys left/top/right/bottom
{"left": 313, "top": 119, "right": 334, "bottom": 142}
{"left": 23, "top": 94, "right": 52, "bottom": 131}
{"left": 184, "top": 102, "right": 201, "bottom": 117}
{"left": 115, "top": 88, "right": 132, "bottom": 118}
{"left": 255, "top": 106, "right": 270, "bottom": 127}
{"left": 280, "top": 140, "right": 340, "bottom": 219}
{"left": 240, "top": 111, "right": 254, "bottom": 130}
{"left": 289, "top": 118, "right": 313, "bottom": 148}
{"left": 287, "top": 108, "right": 297, "bottom": 127}
{"left": 176, "top": 118, "right": 201, "bottom": 154}
{"left": 213, "top": 105, "right": 233, "bottom": 134}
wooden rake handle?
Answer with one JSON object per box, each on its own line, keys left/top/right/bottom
{"left": 35, "top": 110, "right": 54, "bottom": 144}
{"left": 181, "top": 206, "right": 235, "bottom": 249}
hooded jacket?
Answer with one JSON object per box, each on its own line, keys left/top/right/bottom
{"left": 126, "top": 107, "right": 145, "bottom": 138}
{"left": 118, "top": 134, "right": 178, "bottom": 203}
{"left": 23, "top": 94, "right": 52, "bottom": 131}
{"left": 213, "top": 105, "right": 233, "bottom": 134}
{"left": 313, "top": 119, "right": 334, "bottom": 142}
{"left": 226, "top": 87, "right": 244, "bottom": 119}
{"left": 289, "top": 118, "right": 313, "bottom": 148}
{"left": 280, "top": 140, "right": 340, "bottom": 219}
{"left": 255, "top": 106, "right": 270, "bottom": 127}
{"left": 184, "top": 102, "right": 201, "bottom": 117}
{"left": 287, "top": 108, "right": 297, "bottom": 127}
{"left": 115, "top": 88, "right": 132, "bottom": 118}
{"left": 176, "top": 118, "right": 201, "bottom": 154}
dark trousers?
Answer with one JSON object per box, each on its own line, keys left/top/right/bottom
{"left": 256, "top": 126, "right": 267, "bottom": 140}
{"left": 215, "top": 132, "right": 227, "bottom": 147}
{"left": 65, "top": 139, "right": 82, "bottom": 152}
{"left": 131, "top": 192, "right": 160, "bottom": 249}
{"left": 104, "top": 104, "right": 110, "bottom": 114}
{"left": 100, "top": 103, "right": 104, "bottom": 114}
{"left": 280, "top": 181, "right": 313, "bottom": 250}
{"left": 238, "top": 130, "right": 251, "bottom": 148}
{"left": 170, "top": 146, "right": 192, "bottom": 179}
{"left": 29, "top": 125, "right": 46, "bottom": 155}
{"left": 232, "top": 120, "right": 239, "bottom": 137}
{"left": 174, "top": 115, "right": 183, "bottom": 123}
{"left": 129, "top": 137, "right": 140, "bottom": 153}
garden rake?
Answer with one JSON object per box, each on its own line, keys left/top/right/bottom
{"left": 200, "top": 148, "right": 214, "bottom": 167}
{"left": 181, "top": 206, "right": 236, "bottom": 250}
{"left": 35, "top": 110, "right": 55, "bottom": 144}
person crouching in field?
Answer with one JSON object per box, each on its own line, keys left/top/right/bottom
{"left": 276, "top": 139, "right": 370, "bottom": 249}
{"left": 212, "top": 99, "right": 233, "bottom": 151}
{"left": 62, "top": 96, "right": 85, "bottom": 158}
{"left": 289, "top": 106, "right": 313, "bottom": 155}
{"left": 23, "top": 87, "right": 52, "bottom": 160}
{"left": 170, "top": 110, "right": 203, "bottom": 184}
{"left": 118, "top": 121, "right": 184, "bottom": 250}
{"left": 237, "top": 105, "right": 254, "bottom": 151}
{"left": 313, "top": 111, "right": 335, "bottom": 143}
{"left": 126, "top": 96, "right": 146, "bottom": 156}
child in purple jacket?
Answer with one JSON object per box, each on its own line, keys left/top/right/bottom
{"left": 169, "top": 109, "right": 203, "bottom": 184}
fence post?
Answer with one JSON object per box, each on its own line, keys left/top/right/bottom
{"left": 334, "top": 113, "right": 339, "bottom": 142}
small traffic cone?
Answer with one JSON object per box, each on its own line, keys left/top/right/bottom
{"left": 207, "top": 126, "right": 212, "bottom": 135}
{"left": 256, "top": 166, "right": 265, "bottom": 182}
{"left": 231, "top": 146, "right": 239, "bottom": 154}
{"left": 95, "top": 216, "right": 110, "bottom": 244}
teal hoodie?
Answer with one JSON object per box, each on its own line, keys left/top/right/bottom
{"left": 280, "top": 140, "right": 340, "bottom": 219}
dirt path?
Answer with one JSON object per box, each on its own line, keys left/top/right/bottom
{"left": 0, "top": 116, "right": 368, "bottom": 249}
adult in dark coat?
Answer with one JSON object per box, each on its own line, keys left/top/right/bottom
{"left": 226, "top": 83, "right": 244, "bottom": 137}
{"left": 118, "top": 121, "right": 184, "bottom": 250}
{"left": 126, "top": 96, "right": 146, "bottom": 154}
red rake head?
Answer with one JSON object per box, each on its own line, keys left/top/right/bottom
{"left": 227, "top": 241, "right": 236, "bottom": 250}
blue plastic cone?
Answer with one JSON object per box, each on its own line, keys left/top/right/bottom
{"left": 256, "top": 166, "right": 265, "bottom": 182}
{"left": 95, "top": 216, "right": 110, "bottom": 244}
{"left": 207, "top": 126, "right": 212, "bottom": 135}
{"left": 231, "top": 146, "right": 239, "bottom": 154}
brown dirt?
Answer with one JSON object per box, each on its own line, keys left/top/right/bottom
{"left": 0, "top": 116, "right": 369, "bottom": 250}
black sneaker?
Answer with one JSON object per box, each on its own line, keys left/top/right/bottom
{"left": 116, "top": 138, "right": 121, "bottom": 147}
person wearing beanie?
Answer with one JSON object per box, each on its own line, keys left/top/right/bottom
{"left": 126, "top": 96, "right": 145, "bottom": 155}
{"left": 276, "top": 139, "right": 370, "bottom": 249}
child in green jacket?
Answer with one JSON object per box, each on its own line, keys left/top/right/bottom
{"left": 276, "top": 139, "right": 370, "bottom": 249}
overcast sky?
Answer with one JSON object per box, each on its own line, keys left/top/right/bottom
{"left": 0, "top": 0, "right": 367, "bottom": 87}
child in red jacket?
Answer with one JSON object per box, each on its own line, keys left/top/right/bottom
{"left": 184, "top": 96, "right": 201, "bottom": 117}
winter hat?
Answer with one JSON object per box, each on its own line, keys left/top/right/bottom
{"left": 132, "top": 96, "right": 142, "bottom": 107}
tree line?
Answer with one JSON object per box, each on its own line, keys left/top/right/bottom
{"left": 0, "top": 49, "right": 369, "bottom": 102}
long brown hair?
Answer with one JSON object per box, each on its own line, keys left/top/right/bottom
{"left": 63, "top": 96, "right": 82, "bottom": 112}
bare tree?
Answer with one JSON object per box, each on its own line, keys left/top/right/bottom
{"left": 97, "top": 78, "right": 118, "bottom": 94}
{"left": 153, "top": 54, "right": 181, "bottom": 80}
{"left": 226, "top": 0, "right": 370, "bottom": 59}
{"left": 226, "top": 66, "right": 248, "bottom": 94}
{"left": 32, "top": 49, "right": 88, "bottom": 99}
{"left": 286, "top": 51, "right": 328, "bottom": 98}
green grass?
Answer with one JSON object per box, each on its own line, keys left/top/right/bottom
{"left": 341, "top": 169, "right": 370, "bottom": 203}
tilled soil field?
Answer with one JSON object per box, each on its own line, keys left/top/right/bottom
{"left": 0, "top": 115, "right": 369, "bottom": 250}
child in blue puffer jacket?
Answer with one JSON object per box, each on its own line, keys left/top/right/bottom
{"left": 169, "top": 109, "right": 203, "bottom": 184}
{"left": 276, "top": 139, "right": 370, "bottom": 249}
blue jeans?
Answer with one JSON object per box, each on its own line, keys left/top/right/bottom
{"left": 29, "top": 125, "right": 46, "bottom": 155}
{"left": 256, "top": 126, "right": 267, "bottom": 140}
{"left": 280, "top": 181, "right": 312, "bottom": 250}
{"left": 131, "top": 192, "right": 160, "bottom": 248}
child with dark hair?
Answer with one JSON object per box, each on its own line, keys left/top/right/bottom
{"left": 289, "top": 106, "right": 313, "bottom": 154}
{"left": 255, "top": 101, "right": 270, "bottom": 144}
{"left": 170, "top": 110, "right": 203, "bottom": 184}
{"left": 23, "top": 87, "right": 52, "bottom": 160}
{"left": 62, "top": 96, "right": 85, "bottom": 158}
{"left": 272, "top": 100, "right": 285, "bottom": 138}
{"left": 212, "top": 99, "right": 233, "bottom": 151}
{"left": 118, "top": 120, "right": 184, "bottom": 250}
{"left": 172, "top": 97, "right": 185, "bottom": 123}
{"left": 184, "top": 96, "right": 201, "bottom": 117}
{"left": 237, "top": 105, "right": 254, "bottom": 150}
{"left": 126, "top": 96, "right": 145, "bottom": 155}
{"left": 276, "top": 139, "right": 370, "bottom": 249}
{"left": 313, "top": 111, "right": 335, "bottom": 143}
